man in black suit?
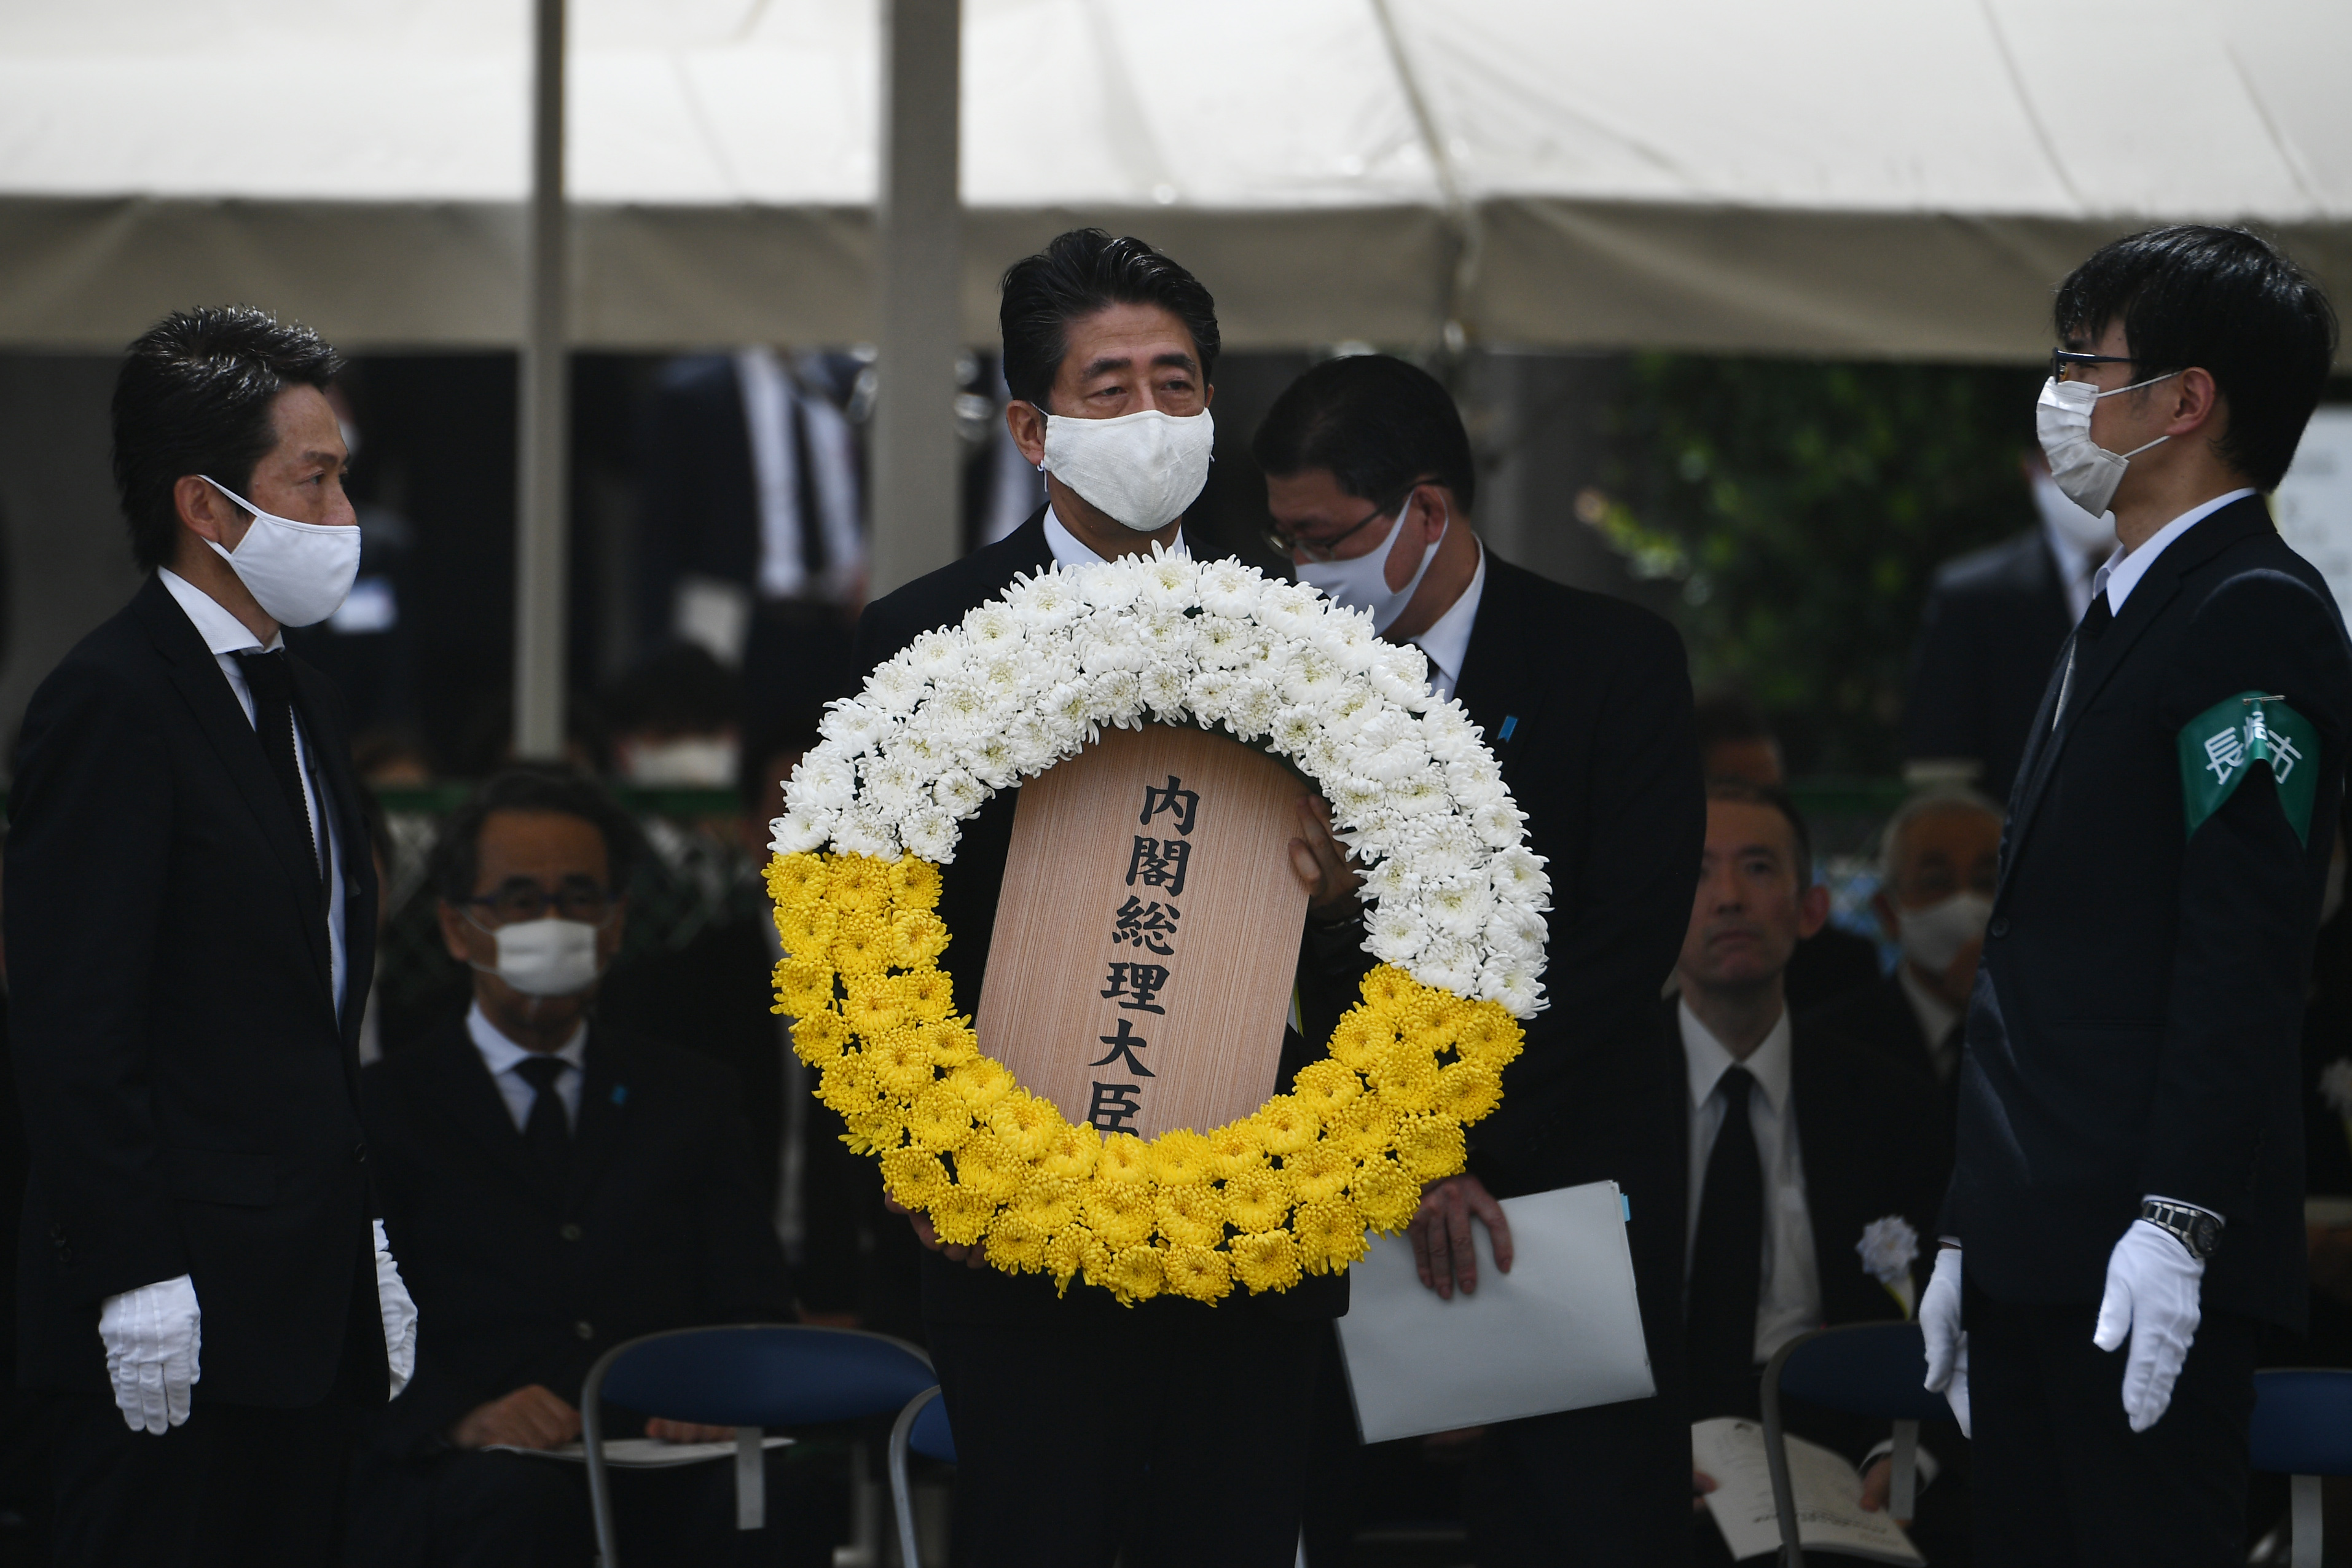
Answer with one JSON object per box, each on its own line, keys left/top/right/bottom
{"left": 7, "top": 306, "right": 412, "bottom": 1563}
{"left": 1903, "top": 455, "right": 2112, "bottom": 802}
{"left": 1255, "top": 354, "right": 1703, "bottom": 1564}
{"left": 350, "top": 767, "right": 805, "bottom": 1567}
{"left": 853, "top": 229, "right": 1360, "bottom": 1568}
{"left": 1672, "top": 782, "right": 1956, "bottom": 1558}
{"left": 1923, "top": 227, "right": 2352, "bottom": 1565}
{"left": 1806, "top": 785, "right": 2004, "bottom": 1136}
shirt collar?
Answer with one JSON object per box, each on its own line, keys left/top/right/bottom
{"left": 1043, "top": 503, "right": 1189, "bottom": 570}
{"left": 157, "top": 568, "right": 283, "bottom": 656}
{"left": 2091, "top": 488, "right": 2258, "bottom": 615}
{"left": 465, "top": 999, "right": 587, "bottom": 1079}
{"left": 1406, "top": 539, "right": 1486, "bottom": 691}
{"left": 1679, "top": 995, "right": 1793, "bottom": 1114}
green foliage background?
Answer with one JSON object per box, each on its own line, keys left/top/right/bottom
{"left": 1596, "top": 354, "right": 2049, "bottom": 776}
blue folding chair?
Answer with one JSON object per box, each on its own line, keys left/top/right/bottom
{"left": 888, "top": 1385, "right": 955, "bottom": 1568}
{"left": 2251, "top": 1368, "right": 2352, "bottom": 1568}
{"left": 1760, "top": 1322, "right": 1951, "bottom": 1566}
{"left": 579, "top": 1323, "right": 936, "bottom": 1568}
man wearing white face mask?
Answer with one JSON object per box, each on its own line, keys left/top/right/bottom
{"left": 1255, "top": 355, "right": 1704, "bottom": 1566}
{"left": 1921, "top": 227, "right": 2352, "bottom": 1566}
{"left": 7, "top": 306, "right": 415, "bottom": 1564}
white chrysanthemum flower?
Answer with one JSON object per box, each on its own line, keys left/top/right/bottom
{"left": 1488, "top": 845, "right": 1550, "bottom": 905}
{"left": 933, "top": 768, "right": 987, "bottom": 818}
{"left": 1278, "top": 648, "right": 1345, "bottom": 707}
{"left": 1092, "top": 669, "right": 1145, "bottom": 727}
{"left": 863, "top": 756, "right": 927, "bottom": 817}
{"left": 1268, "top": 705, "right": 1321, "bottom": 756}
{"left": 770, "top": 809, "right": 831, "bottom": 855}
{"left": 1422, "top": 700, "right": 1483, "bottom": 762}
{"left": 1470, "top": 798, "right": 1529, "bottom": 850}
{"left": 1485, "top": 903, "right": 1550, "bottom": 961}
{"left": 967, "top": 732, "right": 1019, "bottom": 790}
{"left": 1427, "top": 874, "right": 1495, "bottom": 940}
{"left": 817, "top": 699, "right": 893, "bottom": 755}
{"left": 787, "top": 754, "right": 855, "bottom": 812}
{"left": 1140, "top": 662, "right": 1192, "bottom": 718}
{"left": 963, "top": 602, "right": 1022, "bottom": 650}
{"left": 1074, "top": 561, "right": 1138, "bottom": 612}
{"left": 1198, "top": 558, "right": 1258, "bottom": 616}
{"left": 1365, "top": 905, "right": 1427, "bottom": 965}
{"left": 1137, "top": 549, "right": 1198, "bottom": 610}
{"left": 901, "top": 807, "right": 958, "bottom": 863}
{"left": 1313, "top": 607, "right": 1380, "bottom": 671}
{"left": 907, "top": 629, "right": 963, "bottom": 680}
{"left": 832, "top": 805, "right": 899, "bottom": 860}
{"left": 1486, "top": 963, "right": 1546, "bottom": 1017}
{"left": 864, "top": 655, "right": 927, "bottom": 715}
{"left": 1856, "top": 1215, "right": 1921, "bottom": 1288}
{"left": 1223, "top": 678, "right": 1280, "bottom": 741}
{"left": 1003, "top": 568, "right": 1081, "bottom": 631}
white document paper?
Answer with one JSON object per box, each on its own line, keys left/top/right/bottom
{"left": 1691, "top": 1417, "right": 1923, "bottom": 1565}
{"left": 1334, "top": 1180, "right": 1654, "bottom": 1443}
{"left": 488, "top": 1435, "right": 794, "bottom": 1469}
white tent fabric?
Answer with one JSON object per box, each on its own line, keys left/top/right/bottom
{"left": 2, "top": 0, "right": 2346, "bottom": 358}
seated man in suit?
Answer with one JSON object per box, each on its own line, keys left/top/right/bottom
{"left": 1808, "top": 787, "right": 2002, "bottom": 1137}
{"left": 348, "top": 767, "right": 810, "bottom": 1568}
{"left": 1674, "top": 781, "right": 1958, "bottom": 1557}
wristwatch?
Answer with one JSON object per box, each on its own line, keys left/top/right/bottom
{"left": 2141, "top": 1197, "right": 2224, "bottom": 1261}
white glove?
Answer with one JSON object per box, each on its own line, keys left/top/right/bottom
{"left": 373, "top": 1220, "right": 419, "bottom": 1400}
{"left": 2093, "top": 1216, "right": 2205, "bottom": 1433}
{"left": 1918, "top": 1245, "right": 1969, "bottom": 1437}
{"left": 97, "top": 1274, "right": 201, "bottom": 1435}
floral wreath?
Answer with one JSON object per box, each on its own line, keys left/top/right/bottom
{"left": 767, "top": 549, "right": 1549, "bottom": 1305}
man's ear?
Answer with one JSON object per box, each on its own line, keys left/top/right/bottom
{"left": 1005, "top": 401, "right": 1046, "bottom": 469}
{"left": 173, "top": 474, "right": 246, "bottom": 550}
{"left": 2164, "top": 367, "right": 2225, "bottom": 442}
{"left": 1797, "top": 880, "right": 1832, "bottom": 941}
{"left": 437, "top": 900, "right": 473, "bottom": 963}
{"left": 1868, "top": 886, "right": 1900, "bottom": 943}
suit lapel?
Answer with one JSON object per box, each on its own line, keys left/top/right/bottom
{"left": 289, "top": 656, "right": 378, "bottom": 1044}
{"left": 426, "top": 1022, "right": 553, "bottom": 1201}
{"left": 1451, "top": 559, "right": 1537, "bottom": 765}
{"left": 565, "top": 1028, "right": 630, "bottom": 1212}
{"left": 132, "top": 578, "right": 337, "bottom": 1004}
{"left": 1791, "top": 1028, "right": 1872, "bottom": 1321}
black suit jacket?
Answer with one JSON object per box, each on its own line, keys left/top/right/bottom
{"left": 7, "top": 574, "right": 383, "bottom": 1405}
{"left": 359, "top": 1019, "right": 792, "bottom": 1456}
{"left": 1805, "top": 971, "right": 1962, "bottom": 1145}
{"left": 1905, "top": 527, "right": 2078, "bottom": 801}
{"left": 1946, "top": 496, "right": 2352, "bottom": 1328}
{"left": 637, "top": 355, "right": 761, "bottom": 645}
{"left": 853, "top": 511, "right": 1350, "bottom": 1325}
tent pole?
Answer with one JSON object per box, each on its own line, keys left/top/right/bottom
{"left": 514, "top": 0, "right": 570, "bottom": 761}
{"left": 869, "top": 0, "right": 963, "bottom": 599}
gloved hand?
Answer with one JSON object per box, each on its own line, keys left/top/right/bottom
{"left": 1918, "top": 1245, "right": 1969, "bottom": 1437}
{"left": 98, "top": 1274, "right": 201, "bottom": 1435}
{"left": 2093, "top": 1217, "right": 2205, "bottom": 1433}
{"left": 374, "top": 1220, "right": 420, "bottom": 1400}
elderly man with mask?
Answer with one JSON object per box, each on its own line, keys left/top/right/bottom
{"left": 1255, "top": 354, "right": 1703, "bottom": 1566}
{"left": 349, "top": 767, "right": 801, "bottom": 1568}
{"left": 851, "top": 229, "right": 1363, "bottom": 1568}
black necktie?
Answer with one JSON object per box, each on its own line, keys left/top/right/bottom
{"left": 791, "top": 396, "right": 829, "bottom": 579}
{"left": 516, "top": 1056, "right": 571, "bottom": 1187}
{"left": 1687, "top": 1066, "right": 1766, "bottom": 1417}
{"left": 2080, "top": 590, "right": 2113, "bottom": 640}
{"left": 232, "top": 649, "right": 320, "bottom": 884}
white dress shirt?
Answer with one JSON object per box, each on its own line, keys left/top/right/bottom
{"left": 157, "top": 568, "right": 349, "bottom": 1021}
{"left": 2091, "top": 487, "right": 2259, "bottom": 616}
{"left": 466, "top": 1001, "right": 587, "bottom": 1132}
{"left": 1406, "top": 540, "right": 1486, "bottom": 703}
{"left": 1680, "top": 1000, "right": 1822, "bottom": 1365}
{"left": 1896, "top": 964, "right": 1962, "bottom": 1085}
{"left": 2042, "top": 512, "right": 2103, "bottom": 625}
{"left": 1043, "top": 503, "right": 1190, "bottom": 568}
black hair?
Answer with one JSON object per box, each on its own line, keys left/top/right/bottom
{"left": 111, "top": 306, "right": 344, "bottom": 572}
{"left": 999, "top": 230, "right": 1220, "bottom": 411}
{"left": 605, "top": 644, "right": 741, "bottom": 739}
{"left": 1704, "top": 777, "right": 1813, "bottom": 887}
{"left": 2053, "top": 226, "right": 2338, "bottom": 491}
{"left": 1691, "top": 688, "right": 1776, "bottom": 753}
{"left": 1250, "top": 354, "right": 1478, "bottom": 514}
{"left": 428, "top": 764, "right": 643, "bottom": 904}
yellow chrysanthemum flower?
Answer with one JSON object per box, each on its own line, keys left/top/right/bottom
{"left": 1394, "top": 1113, "right": 1467, "bottom": 1182}
{"left": 1359, "top": 964, "right": 1419, "bottom": 1013}
{"left": 774, "top": 899, "right": 837, "bottom": 957}
{"left": 831, "top": 911, "right": 893, "bottom": 976}
{"left": 1155, "top": 1183, "right": 1228, "bottom": 1248}
{"left": 946, "top": 1057, "right": 1014, "bottom": 1115}
{"left": 893, "top": 968, "right": 957, "bottom": 1022}
{"left": 766, "top": 852, "right": 829, "bottom": 911}
{"left": 866, "top": 1030, "right": 938, "bottom": 1100}
{"left": 1038, "top": 1121, "right": 1101, "bottom": 1180}
{"left": 774, "top": 955, "right": 834, "bottom": 1018}
{"left": 1255, "top": 1094, "right": 1318, "bottom": 1156}
{"left": 839, "top": 1102, "right": 903, "bottom": 1157}
{"left": 889, "top": 910, "right": 951, "bottom": 969}
{"left": 1010, "top": 1174, "right": 1081, "bottom": 1234}
{"left": 815, "top": 1056, "right": 884, "bottom": 1116}
{"left": 1327, "top": 1009, "right": 1393, "bottom": 1073}
{"left": 1432, "top": 1060, "right": 1503, "bottom": 1124}
{"left": 1229, "top": 1229, "right": 1303, "bottom": 1293}
{"left": 1097, "top": 1244, "right": 1165, "bottom": 1306}
{"left": 879, "top": 1147, "right": 951, "bottom": 1209}
{"left": 787, "top": 1009, "right": 852, "bottom": 1065}
{"left": 1371, "top": 1038, "right": 1441, "bottom": 1113}
{"left": 1223, "top": 1167, "right": 1293, "bottom": 1233}
{"left": 951, "top": 1130, "right": 1024, "bottom": 1203}
{"left": 1284, "top": 1145, "right": 1353, "bottom": 1207}
{"left": 1043, "top": 1225, "right": 1107, "bottom": 1296}
{"left": 841, "top": 976, "right": 905, "bottom": 1038}
{"left": 1293, "top": 1198, "right": 1371, "bottom": 1276}
{"left": 1149, "top": 1129, "right": 1216, "bottom": 1187}
{"left": 1205, "top": 1123, "right": 1268, "bottom": 1182}
{"left": 1096, "top": 1133, "right": 1152, "bottom": 1184}
{"left": 1162, "top": 1243, "right": 1232, "bottom": 1303}
{"left": 984, "top": 1210, "right": 1049, "bottom": 1272}
{"left": 885, "top": 855, "right": 943, "bottom": 910}
{"left": 989, "top": 1092, "right": 1060, "bottom": 1162}
{"left": 827, "top": 855, "right": 892, "bottom": 916}
{"left": 1290, "top": 1059, "right": 1364, "bottom": 1118}
{"left": 917, "top": 1018, "right": 981, "bottom": 1066}
{"left": 1082, "top": 1182, "right": 1155, "bottom": 1250}
{"left": 1452, "top": 1003, "right": 1524, "bottom": 1069}
{"left": 906, "top": 1085, "right": 974, "bottom": 1152}
{"left": 930, "top": 1188, "right": 997, "bottom": 1247}
{"left": 1349, "top": 1161, "right": 1421, "bottom": 1231}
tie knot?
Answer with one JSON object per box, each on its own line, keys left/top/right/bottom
{"left": 1717, "top": 1065, "right": 1755, "bottom": 1110}
{"left": 233, "top": 647, "right": 294, "bottom": 701}
{"left": 515, "top": 1056, "right": 569, "bottom": 1095}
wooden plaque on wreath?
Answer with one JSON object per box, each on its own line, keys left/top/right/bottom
{"left": 976, "top": 723, "right": 1311, "bottom": 1142}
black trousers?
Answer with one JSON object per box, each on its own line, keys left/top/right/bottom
{"left": 49, "top": 1394, "right": 361, "bottom": 1567}
{"left": 926, "top": 1307, "right": 1324, "bottom": 1568}
{"left": 1967, "top": 1277, "right": 2257, "bottom": 1567}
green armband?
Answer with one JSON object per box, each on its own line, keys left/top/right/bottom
{"left": 2177, "top": 691, "right": 2318, "bottom": 845}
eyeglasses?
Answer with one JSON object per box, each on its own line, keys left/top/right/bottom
{"left": 465, "top": 876, "right": 614, "bottom": 927}
{"left": 2051, "top": 349, "right": 2137, "bottom": 383}
{"left": 1260, "top": 479, "right": 1430, "bottom": 564}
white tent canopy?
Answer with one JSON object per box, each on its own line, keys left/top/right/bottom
{"left": 4, "top": 0, "right": 2348, "bottom": 359}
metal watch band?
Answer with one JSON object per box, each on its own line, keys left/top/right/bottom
{"left": 2141, "top": 1198, "right": 2222, "bottom": 1261}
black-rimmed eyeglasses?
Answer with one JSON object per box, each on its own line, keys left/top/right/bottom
{"left": 2051, "top": 348, "right": 2136, "bottom": 383}
{"left": 465, "top": 876, "right": 615, "bottom": 927}
{"left": 1260, "top": 480, "right": 1429, "bottom": 563}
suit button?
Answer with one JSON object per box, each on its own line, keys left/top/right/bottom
{"left": 353, "top": 1142, "right": 367, "bottom": 1164}
{"left": 1988, "top": 917, "right": 2009, "bottom": 939}
{"left": 559, "top": 1224, "right": 582, "bottom": 1242}
{"left": 574, "top": 1320, "right": 595, "bottom": 1341}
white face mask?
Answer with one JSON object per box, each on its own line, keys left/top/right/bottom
{"left": 2029, "top": 466, "right": 2116, "bottom": 561}
{"left": 619, "top": 735, "right": 739, "bottom": 788}
{"left": 1895, "top": 892, "right": 1993, "bottom": 977}
{"left": 1295, "top": 490, "right": 1447, "bottom": 635}
{"left": 199, "top": 476, "right": 361, "bottom": 628}
{"left": 474, "top": 917, "right": 605, "bottom": 998}
{"left": 2034, "top": 373, "right": 2179, "bottom": 517}
{"left": 1038, "top": 407, "right": 1214, "bottom": 533}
